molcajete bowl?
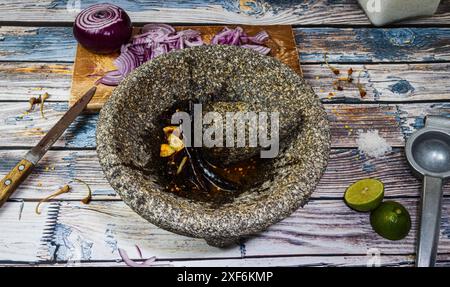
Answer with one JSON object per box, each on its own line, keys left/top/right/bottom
{"left": 96, "top": 45, "right": 330, "bottom": 247}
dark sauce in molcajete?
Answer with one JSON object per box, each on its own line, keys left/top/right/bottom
{"left": 164, "top": 154, "right": 267, "bottom": 205}
{"left": 158, "top": 101, "right": 269, "bottom": 206}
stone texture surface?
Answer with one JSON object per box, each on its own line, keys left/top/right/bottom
{"left": 96, "top": 45, "right": 330, "bottom": 247}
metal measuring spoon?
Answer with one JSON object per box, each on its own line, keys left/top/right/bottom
{"left": 405, "top": 116, "right": 450, "bottom": 267}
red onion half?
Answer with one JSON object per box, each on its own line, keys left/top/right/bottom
{"left": 74, "top": 3, "right": 132, "bottom": 54}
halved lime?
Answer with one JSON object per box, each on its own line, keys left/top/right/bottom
{"left": 370, "top": 201, "right": 411, "bottom": 241}
{"left": 344, "top": 178, "right": 384, "bottom": 212}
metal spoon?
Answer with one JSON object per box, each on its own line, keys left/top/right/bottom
{"left": 405, "top": 116, "right": 450, "bottom": 267}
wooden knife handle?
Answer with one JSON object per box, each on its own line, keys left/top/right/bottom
{"left": 0, "top": 159, "right": 34, "bottom": 207}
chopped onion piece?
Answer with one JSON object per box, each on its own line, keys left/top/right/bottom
{"left": 96, "top": 70, "right": 123, "bottom": 86}
{"left": 118, "top": 248, "right": 157, "bottom": 268}
{"left": 241, "top": 44, "right": 271, "bottom": 55}
{"left": 211, "top": 26, "right": 271, "bottom": 55}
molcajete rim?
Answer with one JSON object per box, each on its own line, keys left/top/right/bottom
{"left": 96, "top": 45, "right": 330, "bottom": 246}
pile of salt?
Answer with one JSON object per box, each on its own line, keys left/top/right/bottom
{"left": 356, "top": 130, "right": 392, "bottom": 159}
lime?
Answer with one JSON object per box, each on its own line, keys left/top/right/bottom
{"left": 344, "top": 178, "right": 384, "bottom": 212}
{"left": 370, "top": 201, "right": 411, "bottom": 241}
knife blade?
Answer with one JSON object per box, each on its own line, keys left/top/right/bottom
{"left": 0, "top": 86, "right": 97, "bottom": 208}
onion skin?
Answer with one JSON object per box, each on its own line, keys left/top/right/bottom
{"left": 73, "top": 3, "right": 132, "bottom": 54}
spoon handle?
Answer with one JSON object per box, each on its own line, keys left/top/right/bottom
{"left": 416, "top": 176, "right": 443, "bottom": 267}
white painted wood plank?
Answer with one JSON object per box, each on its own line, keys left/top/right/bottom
{"left": 1, "top": 149, "right": 449, "bottom": 201}
{"left": 1, "top": 199, "right": 449, "bottom": 264}
{"left": 0, "top": 63, "right": 72, "bottom": 101}
{"left": 0, "top": 201, "right": 55, "bottom": 262}
{"left": 243, "top": 198, "right": 450, "bottom": 257}
{"left": 34, "top": 199, "right": 450, "bottom": 262}
{"left": 37, "top": 201, "right": 242, "bottom": 262}
{"left": 5, "top": 254, "right": 450, "bottom": 267}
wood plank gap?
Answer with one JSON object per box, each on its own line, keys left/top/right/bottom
{"left": 1, "top": 253, "right": 449, "bottom": 265}
{"left": 0, "top": 146, "right": 97, "bottom": 151}
{"left": 301, "top": 60, "right": 450, "bottom": 65}
{"left": 0, "top": 60, "right": 74, "bottom": 64}
{"left": 7, "top": 194, "right": 450, "bottom": 204}
{"left": 1, "top": 22, "right": 450, "bottom": 29}
{"left": 322, "top": 99, "right": 450, "bottom": 105}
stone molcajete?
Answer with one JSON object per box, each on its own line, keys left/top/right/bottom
{"left": 96, "top": 45, "right": 330, "bottom": 247}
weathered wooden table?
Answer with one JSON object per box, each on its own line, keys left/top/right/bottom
{"left": 1, "top": 1, "right": 450, "bottom": 267}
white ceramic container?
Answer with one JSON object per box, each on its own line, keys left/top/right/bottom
{"left": 358, "top": 0, "right": 441, "bottom": 26}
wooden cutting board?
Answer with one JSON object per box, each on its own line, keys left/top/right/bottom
{"left": 70, "top": 25, "right": 302, "bottom": 112}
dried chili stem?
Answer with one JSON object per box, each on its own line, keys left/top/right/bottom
{"left": 356, "top": 70, "right": 367, "bottom": 98}
{"left": 73, "top": 178, "right": 92, "bottom": 204}
{"left": 348, "top": 68, "right": 354, "bottom": 76}
{"left": 40, "top": 92, "right": 49, "bottom": 119}
{"left": 324, "top": 52, "right": 340, "bottom": 75}
{"left": 27, "top": 92, "right": 50, "bottom": 118}
{"left": 28, "top": 97, "right": 38, "bottom": 112}
{"left": 35, "top": 185, "right": 71, "bottom": 215}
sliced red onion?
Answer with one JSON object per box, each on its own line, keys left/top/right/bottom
{"left": 143, "top": 257, "right": 157, "bottom": 265}
{"left": 243, "top": 30, "right": 269, "bottom": 45}
{"left": 152, "top": 43, "right": 169, "bottom": 58}
{"left": 178, "top": 29, "right": 201, "bottom": 38}
{"left": 96, "top": 70, "right": 123, "bottom": 86}
{"left": 184, "top": 36, "right": 203, "bottom": 47}
{"left": 97, "top": 23, "right": 204, "bottom": 86}
{"left": 211, "top": 28, "right": 234, "bottom": 45}
{"left": 177, "top": 29, "right": 203, "bottom": 47}
{"left": 97, "top": 25, "right": 271, "bottom": 86}
{"left": 230, "top": 26, "right": 243, "bottom": 45}
{"left": 135, "top": 244, "right": 143, "bottom": 259}
{"left": 118, "top": 248, "right": 157, "bottom": 268}
{"left": 114, "top": 50, "right": 140, "bottom": 76}
{"left": 211, "top": 26, "right": 271, "bottom": 55}
{"left": 142, "top": 23, "right": 175, "bottom": 35}
{"left": 241, "top": 44, "right": 271, "bottom": 55}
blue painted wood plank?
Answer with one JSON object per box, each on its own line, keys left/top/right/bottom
{"left": 296, "top": 27, "right": 450, "bottom": 63}
{"left": 0, "top": 27, "right": 77, "bottom": 62}
{"left": 1, "top": 27, "right": 450, "bottom": 63}
{"left": 0, "top": 101, "right": 437, "bottom": 148}
{"left": 3, "top": 102, "right": 450, "bottom": 149}
{"left": 2, "top": 62, "right": 450, "bottom": 104}
{"left": 399, "top": 103, "right": 450, "bottom": 138}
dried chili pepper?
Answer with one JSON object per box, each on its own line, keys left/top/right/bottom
{"left": 324, "top": 52, "right": 340, "bottom": 75}
{"left": 73, "top": 178, "right": 92, "bottom": 204}
{"left": 35, "top": 185, "right": 70, "bottom": 215}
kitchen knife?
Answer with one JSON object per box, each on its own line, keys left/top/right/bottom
{"left": 0, "top": 86, "right": 97, "bottom": 208}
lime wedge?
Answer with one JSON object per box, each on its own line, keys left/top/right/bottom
{"left": 370, "top": 201, "right": 411, "bottom": 241}
{"left": 344, "top": 178, "right": 384, "bottom": 212}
